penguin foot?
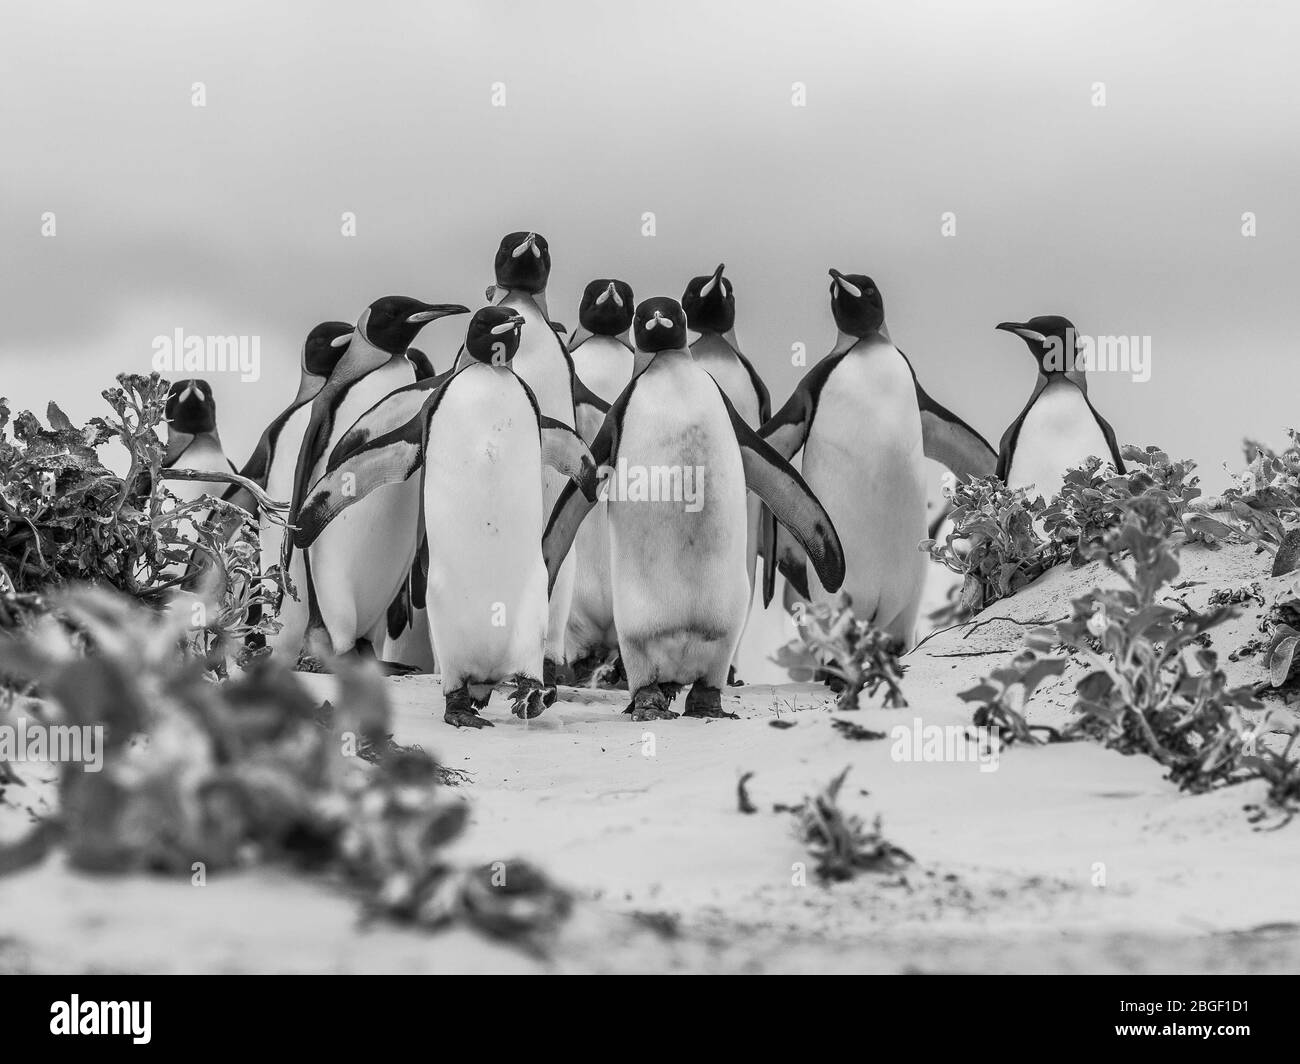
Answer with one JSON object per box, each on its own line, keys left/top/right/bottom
{"left": 444, "top": 687, "right": 494, "bottom": 729}
{"left": 542, "top": 658, "right": 560, "bottom": 686}
{"left": 726, "top": 665, "right": 744, "bottom": 688}
{"left": 566, "top": 651, "right": 604, "bottom": 687}
{"left": 684, "top": 682, "right": 738, "bottom": 719}
{"left": 506, "top": 674, "right": 556, "bottom": 720}
{"left": 625, "top": 685, "right": 680, "bottom": 722}
{"left": 659, "top": 682, "right": 684, "bottom": 704}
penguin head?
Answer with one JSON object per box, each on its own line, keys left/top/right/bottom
{"left": 360, "top": 296, "right": 469, "bottom": 355}
{"left": 302, "top": 321, "right": 354, "bottom": 378}
{"left": 682, "top": 263, "right": 735, "bottom": 334}
{"left": 828, "top": 269, "right": 886, "bottom": 337}
{"left": 996, "top": 316, "right": 1079, "bottom": 375}
{"left": 578, "top": 279, "right": 634, "bottom": 336}
{"left": 165, "top": 379, "right": 217, "bottom": 435}
{"left": 406, "top": 347, "right": 438, "bottom": 381}
{"left": 464, "top": 306, "right": 526, "bottom": 365}
{"left": 632, "top": 297, "right": 689, "bottom": 354}
{"left": 494, "top": 231, "right": 552, "bottom": 294}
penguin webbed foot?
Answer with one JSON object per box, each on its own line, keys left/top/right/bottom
{"left": 684, "top": 682, "right": 737, "bottom": 719}
{"left": 445, "top": 686, "right": 494, "bottom": 729}
{"left": 726, "top": 665, "right": 744, "bottom": 688}
{"left": 506, "top": 673, "right": 557, "bottom": 720}
{"left": 625, "top": 685, "right": 680, "bottom": 722}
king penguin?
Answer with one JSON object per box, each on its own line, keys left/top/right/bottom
{"left": 682, "top": 263, "right": 771, "bottom": 684}
{"left": 291, "top": 307, "right": 598, "bottom": 728}
{"left": 275, "top": 295, "right": 468, "bottom": 662}
{"left": 563, "top": 278, "right": 634, "bottom": 678}
{"left": 163, "top": 378, "right": 236, "bottom": 503}
{"left": 543, "top": 297, "right": 846, "bottom": 722}
{"left": 995, "top": 315, "right": 1126, "bottom": 502}
{"left": 759, "top": 271, "right": 997, "bottom": 649}
{"left": 467, "top": 231, "right": 586, "bottom": 683}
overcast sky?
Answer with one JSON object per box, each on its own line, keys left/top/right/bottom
{"left": 3, "top": 0, "right": 1298, "bottom": 487}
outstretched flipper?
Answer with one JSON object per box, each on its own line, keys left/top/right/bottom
{"left": 292, "top": 410, "right": 429, "bottom": 550}
{"left": 904, "top": 357, "right": 997, "bottom": 482}
{"left": 717, "top": 384, "right": 844, "bottom": 596}
{"left": 538, "top": 415, "right": 599, "bottom": 487}
{"left": 756, "top": 352, "right": 848, "bottom": 604}
{"left": 542, "top": 378, "right": 638, "bottom": 594}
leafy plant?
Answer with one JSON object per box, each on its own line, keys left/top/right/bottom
{"left": 773, "top": 595, "right": 908, "bottom": 709}
{"left": 0, "top": 374, "right": 282, "bottom": 653}
{"left": 923, "top": 476, "right": 1062, "bottom": 614}
{"left": 789, "top": 767, "right": 913, "bottom": 882}
{"left": 962, "top": 498, "right": 1269, "bottom": 793}
{"left": 0, "top": 586, "right": 569, "bottom": 943}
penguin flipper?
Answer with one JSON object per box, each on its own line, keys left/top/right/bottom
{"left": 732, "top": 347, "right": 772, "bottom": 423}
{"left": 572, "top": 373, "right": 611, "bottom": 418}
{"left": 718, "top": 385, "right": 845, "bottom": 596}
{"left": 292, "top": 412, "right": 427, "bottom": 550}
{"left": 995, "top": 376, "right": 1050, "bottom": 481}
{"left": 1084, "top": 396, "right": 1127, "bottom": 475}
{"left": 542, "top": 376, "right": 635, "bottom": 594}
{"left": 411, "top": 534, "right": 429, "bottom": 611}
{"left": 538, "top": 415, "right": 599, "bottom": 489}
{"left": 386, "top": 582, "right": 412, "bottom": 640}
{"left": 910, "top": 374, "right": 997, "bottom": 481}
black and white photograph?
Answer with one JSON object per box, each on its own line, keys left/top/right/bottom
{"left": 1, "top": 0, "right": 1297, "bottom": 1020}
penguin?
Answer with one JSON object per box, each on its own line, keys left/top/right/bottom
{"left": 563, "top": 278, "right": 634, "bottom": 678}
{"left": 466, "top": 231, "right": 588, "bottom": 682}
{"left": 995, "top": 316, "right": 1126, "bottom": 502}
{"left": 682, "top": 263, "right": 771, "bottom": 684}
{"left": 277, "top": 295, "right": 468, "bottom": 662}
{"left": 543, "top": 297, "right": 846, "bottom": 722}
{"left": 163, "top": 378, "right": 237, "bottom": 510}
{"left": 226, "top": 322, "right": 354, "bottom": 514}
{"left": 159, "top": 379, "right": 238, "bottom": 579}
{"left": 759, "top": 271, "right": 997, "bottom": 649}
{"left": 291, "top": 307, "right": 598, "bottom": 728}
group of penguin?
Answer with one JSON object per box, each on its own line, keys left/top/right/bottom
{"left": 161, "top": 231, "right": 1127, "bottom": 729}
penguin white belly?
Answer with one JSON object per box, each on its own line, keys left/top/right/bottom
{"left": 571, "top": 337, "right": 633, "bottom": 408}
{"left": 499, "top": 293, "right": 577, "bottom": 664}
{"left": 307, "top": 359, "right": 420, "bottom": 654}
{"left": 608, "top": 360, "right": 749, "bottom": 688}
{"left": 801, "top": 346, "right": 928, "bottom": 643}
{"left": 158, "top": 437, "right": 230, "bottom": 578}
{"left": 566, "top": 337, "right": 631, "bottom": 663}
{"left": 691, "top": 335, "right": 763, "bottom": 668}
{"left": 1006, "top": 382, "right": 1111, "bottom": 503}
{"left": 423, "top": 366, "right": 548, "bottom": 689}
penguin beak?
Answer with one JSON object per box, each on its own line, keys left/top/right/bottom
{"left": 490, "top": 315, "right": 526, "bottom": 335}
{"left": 996, "top": 322, "right": 1047, "bottom": 344}
{"left": 606, "top": 281, "right": 622, "bottom": 307}
{"left": 828, "top": 269, "right": 861, "bottom": 298}
{"left": 511, "top": 232, "right": 540, "bottom": 259}
{"left": 406, "top": 303, "right": 471, "bottom": 324}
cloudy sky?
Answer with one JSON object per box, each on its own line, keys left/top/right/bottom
{"left": 4, "top": 0, "right": 1298, "bottom": 487}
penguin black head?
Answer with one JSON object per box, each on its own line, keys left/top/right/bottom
{"left": 165, "top": 379, "right": 217, "bottom": 434}
{"left": 494, "top": 231, "right": 552, "bottom": 294}
{"left": 632, "top": 297, "right": 689, "bottom": 354}
{"left": 464, "top": 306, "right": 526, "bottom": 365}
{"left": 682, "top": 263, "right": 735, "bottom": 334}
{"left": 828, "top": 269, "right": 886, "bottom": 337}
{"left": 406, "top": 347, "right": 438, "bottom": 381}
{"left": 578, "top": 279, "right": 634, "bottom": 337}
{"left": 996, "top": 315, "right": 1079, "bottom": 375}
{"left": 302, "top": 321, "right": 354, "bottom": 378}
{"left": 361, "top": 296, "right": 469, "bottom": 355}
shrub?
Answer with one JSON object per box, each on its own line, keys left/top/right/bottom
{"left": 773, "top": 595, "right": 908, "bottom": 709}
